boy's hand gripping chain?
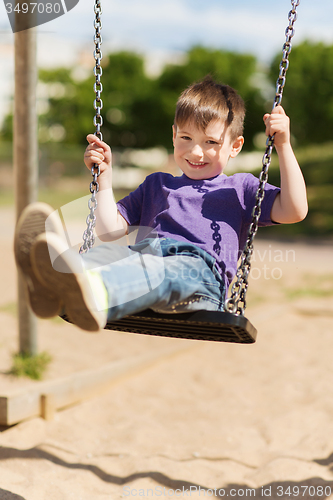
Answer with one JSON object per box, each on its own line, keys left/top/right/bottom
{"left": 80, "top": 0, "right": 103, "bottom": 254}
{"left": 225, "top": 0, "right": 300, "bottom": 315}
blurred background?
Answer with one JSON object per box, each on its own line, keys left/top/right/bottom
{"left": 0, "top": 0, "right": 333, "bottom": 238}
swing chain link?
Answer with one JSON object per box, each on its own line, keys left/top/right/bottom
{"left": 225, "top": 0, "right": 300, "bottom": 315}
{"left": 80, "top": 0, "right": 103, "bottom": 254}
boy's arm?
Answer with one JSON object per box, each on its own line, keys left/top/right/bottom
{"left": 84, "top": 134, "right": 128, "bottom": 241}
{"left": 264, "top": 106, "right": 308, "bottom": 224}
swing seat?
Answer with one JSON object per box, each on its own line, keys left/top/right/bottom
{"left": 61, "top": 309, "right": 257, "bottom": 343}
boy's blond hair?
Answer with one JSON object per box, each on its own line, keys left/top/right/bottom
{"left": 174, "top": 76, "right": 245, "bottom": 141}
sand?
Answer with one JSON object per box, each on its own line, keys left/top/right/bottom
{"left": 1, "top": 206, "right": 333, "bottom": 500}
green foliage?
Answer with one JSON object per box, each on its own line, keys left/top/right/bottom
{"left": 100, "top": 52, "right": 154, "bottom": 147}
{"left": 269, "top": 41, "right": 333, "bottom": 145}
{"left": 32, "top": 52, "right": 155, "bottom": 148}
{"left": 3, "top": 42, "right": 333, "bottom": 150}
{"left": 38, "top": 67, "right": 93, "bottom": 145}
{"left": 1, "top": 47, "right": 265, "bottom": 149}
{"left": 10, "top": 351, "right": 52, "bottom": 380}
{"left": 1, "top": 114, "right": 13, "bottom": 142}
{"left": 92, "top": 47, "right": 264, "bottom": 150}
{"left": 135, "top": 46, "right": 265, "bottom": 149}
{"left": 2, "top": 44, "right": 333, "bottom": 238}
{"left": 253, "top": 142, "right": 333, "bottom": 237}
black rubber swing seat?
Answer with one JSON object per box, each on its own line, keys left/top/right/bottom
{"left": 103, "top": 309, "right": 257, "bottom": 343}
{"left": 61, "top": 309, "right": 257, "bottom": 343}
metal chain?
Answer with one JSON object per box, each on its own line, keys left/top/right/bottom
{"left": 225, "top": 0, "right": 300, "bottom": 315}
{"left": 79, "top": 0, "right": 103, "bottom": 254}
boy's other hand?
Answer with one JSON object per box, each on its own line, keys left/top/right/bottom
{"left": 84, "top": 134, "right": 112, "bottom": 174}
{"left": 263, "top": 106, "right": 290, "bottom": 148}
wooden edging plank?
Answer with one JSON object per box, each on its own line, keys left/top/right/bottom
{"left": 0, "top": 343, "right": 190, "bottom": 426}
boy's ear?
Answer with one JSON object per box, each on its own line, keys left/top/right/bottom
{"left": 230, "top": 136, "right": 244, "bottom": 158}
{"left": 172, "top": 125, "right": 177, "bottom": 145}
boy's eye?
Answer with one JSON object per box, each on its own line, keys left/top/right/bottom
{"left": 207, "top": 140, "right": 218, "bottom": 145}
{"left": 180, "top": 135, "right": 191, "bottom": 140}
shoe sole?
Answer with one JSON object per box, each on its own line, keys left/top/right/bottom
{"left": 14, "top": 202, "right": 64, "bottom": 318}
{"left": 31, "top": 233, "right": 106, "bottom": 332}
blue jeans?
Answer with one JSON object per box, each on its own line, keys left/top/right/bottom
{"left": 82, "top": 237, "right": 225, "bottom": 321}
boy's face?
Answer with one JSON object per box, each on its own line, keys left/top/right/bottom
{"left": 172, "top": 119, "right": 244, "bottom": 180}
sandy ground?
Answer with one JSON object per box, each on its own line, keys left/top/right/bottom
{"left": 0, "top": 206, "right": 333, "bottom": 500}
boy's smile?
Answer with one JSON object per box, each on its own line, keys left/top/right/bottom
{"left": 172, "top": 120, "right": 244, "bottom": 180}
{"left": 186, "top": 159, "right": 208, "bottom": 168}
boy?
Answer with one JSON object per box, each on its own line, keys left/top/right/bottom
{"left": 14, "top": 77, "right": 308, "bottom": 332}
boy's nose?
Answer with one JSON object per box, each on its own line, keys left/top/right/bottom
{"left": 190, "top": 144, "right": 204, "bottom": 158}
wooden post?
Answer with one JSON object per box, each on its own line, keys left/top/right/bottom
{"left": 14, "top": 12, "right": 38, "bottom": 355}
{"left": 40, "top": 394, "right": 55, "bottom": 421}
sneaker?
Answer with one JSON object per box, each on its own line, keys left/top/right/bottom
{"left": 14, "top": 202, "right": 64, "bottom": 318}
{"left": 31, "top": 232, "right": 108, "bottom": 332}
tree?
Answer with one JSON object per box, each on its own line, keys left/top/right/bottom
{"left": 100, "top": 52, "right": 154, "bottom": 147}
{"left": 35, "top": 52, "right": 154, "bottom": 148}
{"left": 103, "top": 47, "right": 266, "bottom": 150}
{"left": 269, "top": 41, "right": 333, "bottom": 145}
{"left": 1, "top": 47, "right": 265, "bottom": 150}
{"left": 38, "top": 67, "right": 93, "bottom": 144}
{"left": 151, "top": 46, "right": 266, "bottom": 150}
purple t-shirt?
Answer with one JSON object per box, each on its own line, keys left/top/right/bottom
{"left": 117, "top": 172, "right": 280, "bottom": 288}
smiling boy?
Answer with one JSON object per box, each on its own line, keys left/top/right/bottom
{"left": 172, "top": 78, "right": 245, "bottom": 181}
{"left": 14, "top": 77, "right": 308, "bottom": 331}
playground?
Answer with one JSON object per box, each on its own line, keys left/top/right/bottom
{"left": 1, "top": 207, "right": 333, "bottom": 499}
{"left": 1, "top": 1, "right": 333, "bottom": 498}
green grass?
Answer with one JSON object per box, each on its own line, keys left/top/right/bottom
{"left": 0, "top": 189, "right": 15, "bottom": 207}
{"left": 284, "top": 273, "right": 333, "bottom": 300}
{"left": 38, "top": 186, "right": 90, "bottom": 210}
{"left": 0, "top": 302, "right": 17, "bottom": 316}
{"left": 9, "top": 351, "right": 52, "bottom": 380}
{"left": 0, "top": 301, "right": 68, "bottom": 325}
{"left": 0, "top": 183, "right": 130, "bottom": 210}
